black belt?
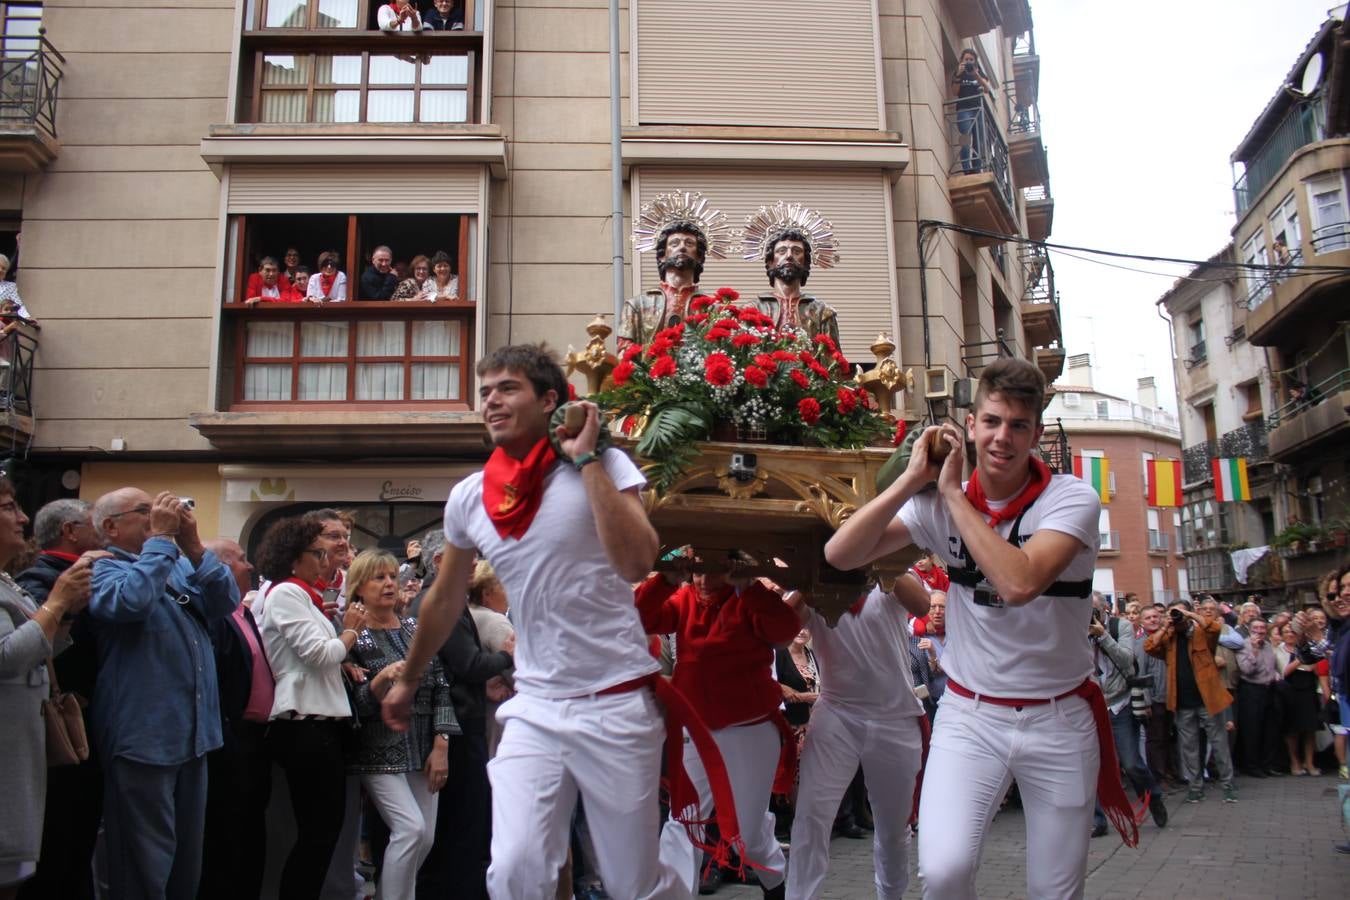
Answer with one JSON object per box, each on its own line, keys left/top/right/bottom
{"left": 947, "top": 566, "right": 1093, "bottom": 599}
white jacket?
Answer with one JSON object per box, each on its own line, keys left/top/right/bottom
{"left": 259, "top": 581, "right": 351, "bottom": 719}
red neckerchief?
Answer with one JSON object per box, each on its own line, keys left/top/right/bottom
{"left": 43, "top": 550, "right": 82, "bottom": 563}
{"left": 319, "top": 271, "right": 336, "bottom": 297}
{"left": 271, "top": 577, "right": 326, "bottom": 614}
{"left": 483, "top": 437, "right": 558, "bottom": 539}
{"left": 964, "top": 456, "right": 1052, "bottom": 527}
{"left": 914, "top": 565, "right": 949, "bottom": 592}
{"left": 847, "top": 592, "right": 867, "bottom": 617}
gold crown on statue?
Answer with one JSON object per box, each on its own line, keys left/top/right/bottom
{"left": 740, "top": 201, "right": 840, "bottom": 269}
{"left": 632, "top": 191, "right": 737, "bottom": 259}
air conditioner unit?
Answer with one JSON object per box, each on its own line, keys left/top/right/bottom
{"left": 924, "top": 368, "right": 951, "bottom": 400}
{"left": 952, "top": 377, "right": 973, "bottom": 408}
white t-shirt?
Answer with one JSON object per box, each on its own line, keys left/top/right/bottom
{"left": 898, "top": 475, "right": 1101, "bottom": 698}
{"left": 805, "top": 587, "right": 925, "bottom": 718}
{"left": 443, "top": 447, "right": 659, "bottom": 698}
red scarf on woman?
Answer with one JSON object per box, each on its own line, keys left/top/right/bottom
{"left": 483, "top": 437, "right": 557, "bottom": 539}
{"left": 270, "top": 577, "right": 326, "bottom": 615}
{"left": 319, "top": 271, "right": 336, "bottom": 297}
{"left": 964, "top": 456, "right": 1052, "bottom": 526}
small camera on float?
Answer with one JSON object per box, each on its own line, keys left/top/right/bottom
{"left": 728, "top": 452, "right": 758, "bottom": 483}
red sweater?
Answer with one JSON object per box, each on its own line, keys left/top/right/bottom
{"left": 245, "top": 273, "right": 303, "bottom": 303}
{"left": 635, "top": 575, "right": 801, "bottom": 730}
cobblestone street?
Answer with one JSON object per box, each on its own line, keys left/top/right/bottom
{"left": 721, "top": 774, "right": 1348, "bottom": 898}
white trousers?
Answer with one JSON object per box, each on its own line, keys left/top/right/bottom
{"left": 486, "top": 689, "right": 689, "bottom": 900}
{"left": 673, "top": 719, "right": 787, "bottom": 890}
{"left": 917, "top": 690, "right": 1098, "bottom": 900}
{"left": 363, "top": 771, "right": 439, "bottom": 900}
{"left": 787, "top": 703, "right": 922, "bottom": 900}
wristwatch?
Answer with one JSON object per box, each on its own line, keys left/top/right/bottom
{"left": 572, "top": 452, "right": 601, "bottom": 471}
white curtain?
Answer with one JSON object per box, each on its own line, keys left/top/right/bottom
{"left": 368, "top": 90, "right": 414, "bottom": 123}
{"left": 420, "top": 91, "right": 467, "bottom": 123}
{"left": 411, "top": 320, "right": 458, "bottom": 356}
{"left": 356, "top": 322, "right": 406, "bottom": 400}
{"left": 243, "top": 365, "right": 292, "bottom": 401}
{"left": 246, "top": 322, "right": 294, "bottom": 356}
{"left": 411, "top": 364, "right": 456, "bottom": 399}
{"left": 297, "top": 322, "right": 349, "bottom": 400}
{"left": 357, "top": 321, "right": 404, "bottom": 356}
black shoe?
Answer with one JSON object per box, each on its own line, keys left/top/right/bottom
{"left": 1090, "top": 822, "right": 1108, "bottom": 838}
{"left": 698, "top": 865, "right": 722, "bottom": 895}
{"left": 1242, "top": 768, "right": 1267, "bottom": 779}
{"left": 1335, "top": 842, "right": 1350, "bottom": 855}
{"left": 1265, "top": 768, "right": 1285, "bottom": 777}
{"left": 837, "top": 822, "right": 866, "bottom": 839}
{"left": 1149, "top": 794, "right": 1168, "bottom": 829}
{"left": 761, "top": 884, "right": 786, "bottom": 900}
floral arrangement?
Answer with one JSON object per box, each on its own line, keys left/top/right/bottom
{"left": 595, "top": 287, "right": 889, "bottom": 492}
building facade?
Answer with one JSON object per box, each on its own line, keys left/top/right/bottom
{"left": 2, "top": 0, "right": 1065, "bottom": 552}
{"left": 1045, "top": 355, "right": 1185, "bottom": 606}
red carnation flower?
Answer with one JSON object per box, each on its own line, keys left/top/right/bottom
{"left": 798, "top": 397, "right": 822, "bottom": 425}
{"left": 704, "top": 352, "right": 735, "bottom": 386}
{"left": 744, "top": 365, "right": 769, "bottom": 388}
{"left": 836, "top": 388, "right": 857, "bottom": 414}
{"left": 892, "top": 420, "right": 908, "bottom": 446}
{"left": 685, "top": 312, "right": 709, "bottom": 325}
{"left": 790, "top": 369, "right": 811, "bottom": 389}
{"left": 798, "top": 350, "right": 815, "bottom": 364}
{"left": 834, "top": 352, "right": 851, "bottom": 371}
{"left": 753, "top": 353, "right": 777, "bottom": 369}
{"left": 690, "top": 295, "right": 712, "bottom": 312}
{"left": 813, "top": 333, "right": 839, "bottom": 351}
{"left": 613, "top": 360, "right": 635, "bottom": 386}
{"left": 706, "top": 328, "right": 733, "bottom": 343}
{"left": 731, "top": 332, "right": 761, "bottom": 349}
{"left": 646, "top": 337, "right": 673, "bottom": 358}
{"left": 772, "top": 350, "right": 798, "bottom": 363}
{"left": 715, "top": 287, "right": 740, "bottom": 302}
{"left": 650, "top": 355, "right": 677, "bottom": 379}
{"left": 808, "top": 359, "right": 831, "bottom": 379}
{"left": 654, "top": 324, "right": 685, "bottom": 344}
{"left": 568, "top": 383, "right": 578, "bottom": 401}
{"left": 712, "top": 318, "right": 740, "bottom": 331}
{"left": 856, "top": 387, "right": 874, "bottom": 409}
{"left": 622, "top": 344, "right": 644, "bottom": 362}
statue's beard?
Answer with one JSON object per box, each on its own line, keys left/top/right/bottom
{"left": 769, "top": 261, "right": 808, "bottom": 285}
{"left": 659, "top": 253, "right": 703, "bottom": 283}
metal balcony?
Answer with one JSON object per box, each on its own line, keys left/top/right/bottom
{"left": 1019, "top": 243, "right": 1060, "bottom": 348}
{"left": 1232, "top": 98, "right": 1323, "bottom": 216}
{"left": 945, "top": 96, "right": 1017, "bottom": 243}
{"left": 0, "top": 322, "right": 37, "bottom": 446}
{"left": 961, "top": 329, "right": 1016, "bottom": 377}
{"left": 1182, "top": 439, "right": 1217, "bottom": 487}
{"left": 1218, "top": 420, "right": 1268, "bottom": 463}
{"left": 1007, "top": 91, "right": 1047, "bottom": 187}
{"left": 1039, "top": 416, "right": 1069, "bottom": 474}
{"left": 1265, "top": 367, "right": 1350, "bottom": 461}
{"left": 1022, "top": 180, "right": 1054, "bottom": 240}
{"left": 0, "top": 32, "right": 64, "bottom": 171}
{"left": 1148, "top": 530, "right": 1170, "bottom": 553}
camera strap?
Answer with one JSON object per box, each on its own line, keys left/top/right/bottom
{"left": 946, "top": 499, "right": 1093, "bottom": 599}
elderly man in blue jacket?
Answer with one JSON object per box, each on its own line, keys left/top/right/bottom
{"left": 88, "top": 488, "right": 239, "bottom": 900}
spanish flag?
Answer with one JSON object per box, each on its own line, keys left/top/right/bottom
{"left": 1073, "top": 455, "right": 1110, "bottom": 504}
{"left": 1212, "top": 458, "right": 1251, "bottom": 502}
{"left": 1146, "top": 459, "right": 1183, "bottom": 507}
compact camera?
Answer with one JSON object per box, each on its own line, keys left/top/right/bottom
{"left": 972, "top": 577, "right": 1004, "bottom": 608}
{"left": 728, "top": 452, "right": 758, "bottom": 484}
{"left": 964, "top": 61, "right": 976, "bottom": 73}
{"left": 179, "top": 497, "right": 196, "bottom": 510}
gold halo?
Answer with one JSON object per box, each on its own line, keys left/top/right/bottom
{"left": 632, "top": 191, "right": 737, "bottom": 259}
{"left": 740, "top": 201, "right": 840, "bottom": 269}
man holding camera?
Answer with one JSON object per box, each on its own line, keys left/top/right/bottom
{"left": 951, "top": 48, "right": 992, "bottom": 175}
{"left": 1144, "top": 600, "right": 1236, "bottom": 804}
{"left": 88, "top": 488, "right": 240, "bottom": 898}
{"left": 1090, "top": 604, "right": 1168, "bottom": 833}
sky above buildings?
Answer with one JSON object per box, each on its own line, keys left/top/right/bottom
{"left": 1033, "top": 0, "right": 1338, "bottom": 410}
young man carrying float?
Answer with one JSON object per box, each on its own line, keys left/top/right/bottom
{"left": 383, "top": 344, "right": 742, "bottom": 900}
{"left": 826, "top": 357, "right": 1137, "bottom": 900}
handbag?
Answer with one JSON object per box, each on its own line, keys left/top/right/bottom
{"left": 42, "top": 657, "right": 89, "bottom": 767}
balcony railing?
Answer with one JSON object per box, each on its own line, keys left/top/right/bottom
{"left": 1012, "top": 30, "right": 1036, "bottom": 58}
{"left": 1008, "top": 93, "right": 1040, "bottom": 138}
{"left": 1267, "top": 367, "right": 1349, "bottom": 430}
{"left": 0, "top": 323, "right": 38, "bottom": 421}
{"left": 1182, "top": 439, "right": 1217, "bottom": 486}
{"left": 1219, "top": 420, "right": 1268, "bottom": 463}
{"left": 0, "top": 33, "right": 65, "bottom": 138}
{"left": 1148, "top": 530, "right": 1170, "bottom": 552}
{"left": 1233, "top": 98, "right": 1324, "bottom": 215}
{"left": 1021, "top": 242, "right": 1052, "bottom": 302}
{"left": 1039, "top": 416, "right": 1069, "bottom": 474}
{"left": 1310, "top": 221, "right": 1350, "bottom": 255}
{"left": 944, "top": 96, "right": 1013, "bottom": 210}
{"left": 961, "top": 329, "right": 1015, "bottom": 377}
{"left": 1099, "top": 531, "right": 1120, "bottom": 551}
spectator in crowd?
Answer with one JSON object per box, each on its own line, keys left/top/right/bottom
{"left": 393, "top": 255, "right": 432, "bottom": 301}
{"left": 1236, "top": 618, "right": 1282, "bottom": 778}
{"left": 422, "top": 0, "right": 464, "bottom": 30}
{"left": 15, "top": 499, "right": 105, "bottom": 900}
{"left": 424, "top": 250, "right": 460, "bottom": 301}
{"left": 419, "top": 547, "right": 513, "bottom": 900}
{"left": 1320, "top": 565, "right": 1350, "bottom": 781}
{"left": 88, "top": 489, "right": 240, "bottom": 898}
{"left": 361, "top": 246, "right": 399, "bottom": 300}
{"left": 198, "top": 538, "right": 272, "bottom": 900}
{"left": 1145, "top": 599, "right": 1236, "bottom": 803}
{"left": 1279, "top": 609, "right": 1325, "bottom": 776}
{"left": 345, "top": 550, "right": 455, "bottom": 900}
{"left": 1091, "top": 605, "right": 1167, "bottom": 834}
{"left": 1124, "top": 600, "right": 1142, "bottom": 634}
{"left": 1237, "top": 601, "right": 1263, "bottom": 638}
{"left": 1204, "top": 596, "right": 1243, "bottom": 764}
{"left": 282, "top": 248, "right": 304, "bottom": 286}
{"left": 245, "top": 257, "right": 302, "bottom": 306}
{"left": 910, "top": 552, "right": 949, "bottom": 593}
{"left": 379, "top": 0, "right": 423, "bottom": 30}
{"left": 254, "top": 516, "right": 364, "bottom": 898}
{"left": 773, "top": 623, "right": 818, "bottom": 842}
{"left": 0, "top": 484, "right": 96, "bottom": 899}
{"left": 307, "top": 251, "right": 348, "bottom": 303}
{"left": 914, "top": 591, "right": 947, "bottom": 708}
{"left": 1136, "top": 605, "right": 1178, "bottom": 789}
{"left": 0, "top": 254, "right": 34, "bottom": 322}
{"left": 289, "top": 265, "right": 311, "bottom": 300}
{"left": 464, "top": 555, "right": 514, "bottom": 758}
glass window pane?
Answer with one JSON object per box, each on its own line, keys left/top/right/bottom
{"left": 419, "top": 91, "right": 467, "bottom": 123}
{"left": 411, "top": 363, "right": 457, "bottom": 399}
{"left": 243, "top": 365, "right": 292, "bottom": 401}
{"left": 315, "top": 54, "right": 361, "bottom": 85}
{"left": 368, "top": 90, "right": 414, "bottom": 123}
{"left": 369, "top": 56, "right": 416, "bottom": 85}
{"left": 261, "top": 91, "right": 309, "bottom": 123}
{"left": 314, "top": 90, "right": 360, "bottom": 123}
{"left": 262, "top": 54, "right": 310, "bottom": 85}
{"left": 356, "top": 363, "right": 405, "bottom": 400}
{"left": 299, "top": 364, "right": 347, "bottom": 400}
{"left": 422, "top": 56, "right": 468, "bottom": 85}
{"left": 356, "top": 321, "right": 405, "bottom": 356}
{"left": 316, "top": 0, "right": 359, "bottom": 28}
{"left": 266, "top": 0, "right": 309, "bottom": 28}
{"left": 300, "top": 321, "right": 349, "bottom": 357}
{"left": 245, "top": 322, "right": 294, "bottom": 357}
{"left": 411, "top": 320, "right": 459, "bottom": 356}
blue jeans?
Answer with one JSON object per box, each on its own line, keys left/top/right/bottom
{"left": 104, "top": 754, "right": 208, "bottom": 899}
{"left": 956, "top": 106, "right": 981, "bottom": 174}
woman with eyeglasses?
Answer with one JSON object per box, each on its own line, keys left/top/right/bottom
{"left": 255, "top": 516, "right": 366, "bottom": 897}
{"left": 305, "top": 250, "right": 348, "bottom": 303}
{"left": 344, "top": 550, "right": 457, "bottom": 900}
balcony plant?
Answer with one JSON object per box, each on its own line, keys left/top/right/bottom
{"left": 1272, "top": 521, "right": 1319, "bottom": 556}
{"left": 594, "top": 287, "right": 888, "bottom": 492}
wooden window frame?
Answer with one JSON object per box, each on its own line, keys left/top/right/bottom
{"left": 245, "top": 0, "right": 477, "bottom": 34}
{"left": 253, "top": 49, "right": 474, "bottom": 125}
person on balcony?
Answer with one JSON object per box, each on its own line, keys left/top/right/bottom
{"left": 952, "top": 48, "right": 992, "bottom": 175}
{"left": 244, "top": 257, "right": 302, "bottom": 306}
{"left": 392, "top": 255, "right": 432, "bottom": 301}
{"left": 422, "top": 0, "right": 464, "bottom": 30}
{"left": 306, "top": 250, "right": 348, "bottom": 303}
{"left": 617, "top": 221, "right": 711, "bottom": 351}
{"left": 423, "top": 250, "right": 460, "bottom": 301}
{"left": 748, "top": 230, "right": 841, "bottom": 352}
{"left": 379, "top": 0, "right": 423, "bottom": 31}
{"left": 360, "top": 246, "right": 399, "bottom": 301}
{"left": 0, "top": 254, "right": 34, "bottom": 323}
{"left": 282, "top": 247, "right": 304, "bottom": 287}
